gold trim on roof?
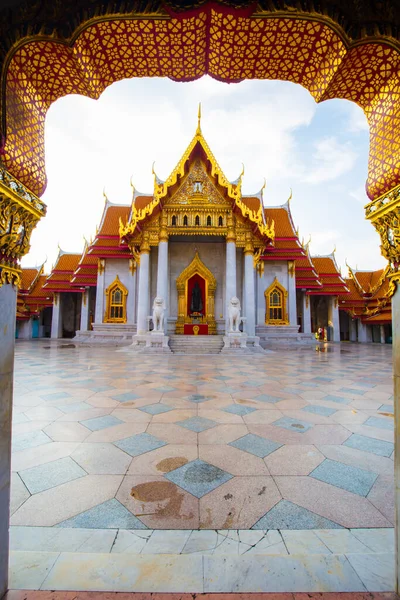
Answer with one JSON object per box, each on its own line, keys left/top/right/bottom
{"left": 120, "top": 117, "right": 275, "bottom": 243}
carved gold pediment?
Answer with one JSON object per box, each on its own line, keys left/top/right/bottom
{"left": 166, "top": 159, "right": 231, "bottom": 209}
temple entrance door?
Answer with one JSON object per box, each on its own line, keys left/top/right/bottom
{"left": 185, "top": 273, "right": 208, "bottom": 334}
{"left": 176, "top": 252, "right": 217, "bottom": 335}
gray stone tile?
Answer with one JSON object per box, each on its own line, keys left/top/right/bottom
{"left": 339, "top": 387, "right": 366, "bottom": 396}
{"left": 111, "top": 391, "right": 140, "bottom": 403}
{"left": 12, "top": 430, "right": 52, "bottom": 453}
{"left": 138, "top": 403, "right": 173, "bottom": 415}
{"left": 110, "top": 530, "right": 153, "bottom": 553}
{"left": 9, "top": 550, "right": 60, "bottom": 590}
{"left": 272, "top": 416, "right": 313, "bottom": 433}
{"left": 58, "top": 402, "right": 91, "bottom": 413}
{"left": 165, "top": 459, "right": 233, "bottom": 498}
{"left": 203, "top": 553, "right": 365, "bottom": 592}
{"left": 365, "top": 416, "right": 394, "bottom": 430}
{"left": 187, "top": 394, "right": 213, "bottom": 404}
{"left": 310, "top": 458, "right": 378, "bottom": 496}
{"left": 177, "top": 416, "right": 217, "bottom": 432}
{"left": 254, "top": 394, "right": 281, "bottom": 404}
{"left": 154, "top": 386, "right": 176, "bottom": 392}
{"left": 302, "top": 405, "right": 337, "bottom": 417}
{"left": 81, "top": 415, "right": 124, "bottom": 431}
{"left": 223, "top": 404, "right": 257, "bottom": 416}
{"left": 229, "top": 433, "right": 282, "bottom": 458}
{"left": 114, "top": 432, "right": 166, "bottom": 456}
{"left": 252, "top": 499, "right": 343, "bottom": 530}
{"left": 343, "top": 433, "right": 394, "bottom": 457}
{"left": 40, "top": 391, "right": 71, "bottom": 401}
{"left": 379, "top": 405, "right": 394, "bottom": 413}
{"left": 323, "top": 395, "right": 351, "bottom": 405}
{"left": 346, "top": 552, "right": 394, "bottom": 591}
{"left": 10, "top": 526, "right": 117, "bottom": 552}
{"left": 57, "top": 498, "right": 147, "bottom": 529}
{"left": 19, "top": 456, "right": 86, "bottom": 494}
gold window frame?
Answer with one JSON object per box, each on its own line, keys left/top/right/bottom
{"left": 264, "top": 277, "right": 289, "bottom": 325}
{"left": 104, "top": 275, "right": 128, "bottom": 323}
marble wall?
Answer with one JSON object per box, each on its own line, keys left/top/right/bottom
{"left": 256, "top": 261, "right": 292, "bottom": 325}
{"left": 103, "top": 259, "right": 137, "bottom": 324}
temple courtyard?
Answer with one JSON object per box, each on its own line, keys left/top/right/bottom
{"left": 8, "top": 340, "right": 396, "bottom": 592}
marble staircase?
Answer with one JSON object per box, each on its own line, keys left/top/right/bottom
{"left": 169, "top": 334, "right": 225, "bottom": 354}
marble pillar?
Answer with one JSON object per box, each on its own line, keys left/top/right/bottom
{"left": 80, "top": 290, "right": 89, "bottom": 331}
{"left": 156, "top": 240, "right": 169, "bottom": 332}
{"left": 392, "top": 288, "right": 400, "bottom": 593}
{"left": 137, "top": 250, "right": 150, "bottom": 335}
{"left": 302, "top": 293, "right": 311, "bottom": 333}
{"left": 0, "top": 283, "right": 17, "bottom": 596}
{"left": 349, "top": 318, "right": 357, "bottom": 342}
{"left": 94, "top": 263, "right": 105, "bottom": 324}
{"left": 358, "top": 320, "right": 368, "bottom": 343}
{"left": 126, "top": 265, "right": 136, "bottom": 325}
{"left": 244, "top": 252, "right": 255, "bottom": 336}
{"left": 51, "top": 293, "right": 62, "bottom": 338}
{"left": 225, "top": 241, "right": 237, "bottom": 332}
{"left": 381, "top": 325, "right": 386, "bottom": 344}
{"left": 328, "top": 296, "right": 341, "bottom": 342}
{"left": 18, "top": 318, "right": 32, "bottom": 339}
{"left": 288, "top": 263, "right": 297, "bottom": 327}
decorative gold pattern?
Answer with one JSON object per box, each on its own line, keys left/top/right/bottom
{"left": 288, "top": 260, "right": 295, "bottom": 277}
{"left": 0, "top": 165, "right": 46, "bottom": 288}
{"left": 98, "top": 258, "right": 105, "bottom": 275}
{"left": 264, "top": 278, "right": 289, "bottom": 325}
{"left": 175, "top": 251, "right": 217, "bottom": 335}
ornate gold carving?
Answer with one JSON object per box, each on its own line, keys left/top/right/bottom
{"left": 365, "top": 183, "right": 400, "bottom": 296}
{"left": 53, "top": 292, "right": 58, "bottom": 306}
{"left": 334, "top": 296, "right": 338, "bottom": 309}
{"left": 83, "top": 290, "right": 87, "bottom": 307}
{"left": 305, "top": 294, "right": 310, "bottom": 309}
{"left": 175, "top": 251, "right": 217, "bottom": 335}
{"left": 244, "top": 232, "right": 254, "bottom": 255}
{"left": 288, "top": 260, "right": 295, "bottom": 278}
{"left": 141, "top": 232, "right": 150, "bottom": 254}
{"left": 98, "top": 258, "right": 105, "bottom": 275}
{"left": 256, "top": 260, "right": 265, "bottom": 278}
{"left": 0, "top": 166, "right": 46, "bottom": 288}
{"left": 264, "top": 278, "right": 289, "bottom": 325}
{"left": 129, "top": 258, "right": 136, "bottom": 275}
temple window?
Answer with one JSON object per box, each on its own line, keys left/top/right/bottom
{"left": 171, "top": 215, "right": 177, "bottom": 226}
{"left": 264, "top": 278, "right": 288, "bottom": 325}
{"left": 105, "top": 276, "right": 128, "bottom": 323}
{"left": 183, "top": 215, "right": 188, "bottom": 226}
{"left": 218, "top": 215, "right": 223, "bottom": 226}
{"left": 193, "top": 181, "right": 203, "bottom": 193}
{"left": 195, "top": 215, "right": 200, "bottom": 226}
{"left": 207, "top": 215, "right": 212, "bottom": 226}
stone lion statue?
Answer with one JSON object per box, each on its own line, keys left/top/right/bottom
{"left": 228, "top": 296, "right": 242, "bottom": 333}
{"left": 152, "top": 297, "right": 165, "bottom": 332}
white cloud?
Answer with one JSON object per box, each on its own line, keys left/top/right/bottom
{"left": 350, "top": 184, "right": 369, "bottom": 204}
{"left": 301, "top": 137, "right": 357, "bottom": 184}
{"left": 346, "top": 101, "right": 369, "bottom": 133}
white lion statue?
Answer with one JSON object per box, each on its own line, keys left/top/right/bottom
{"left": 228, "top": 296, "right": 242, "bottom": 333}
{"left": 152, "top": 297, "right": 165, "bottom": 332}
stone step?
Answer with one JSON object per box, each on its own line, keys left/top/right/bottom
{"left": 169, "top": 335, "right": 224, "bottom": 354}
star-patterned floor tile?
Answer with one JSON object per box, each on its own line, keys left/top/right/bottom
{"left": 165, "top": 459, "right": 233, "bottom": 497}
{"left": 223, "top": 404, "right": 257, "bottom": 416}
{"left": 114, "top": 432, "right": 167, "bottom": 456}
{"left": 272, "top": 416, "right": 313, "bottom": 433}
{"left": 229, "top": 433, "right": 282, "bottom": 458}
{"left": 177, "top": 416, "right": 217, "bottom": 432}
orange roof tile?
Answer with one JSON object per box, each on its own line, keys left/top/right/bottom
{"left": 20, "top": 268, "right": 39, "bottom": 292}
{"left": 99, "top": 204, "right": 130, "bottom": 236}
{"left": 134, "top": 196, "right": 153, "bottom": 211}
{"left": 242, "top": 196, "right": 262, "bottom": 212}
{"left": 265, "top": 206, "right": 297, "bottom": 238}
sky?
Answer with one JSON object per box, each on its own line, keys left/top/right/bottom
{"left": 22, "top": 75, "right": 387, "bottom": 274}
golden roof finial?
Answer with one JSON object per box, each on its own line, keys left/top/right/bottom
{"left": 332, "top": 245, "right": 337, "bottom": 254}
{"left": 240, "top": 163, "right": 245, "bottom": 178}
{"left": 196, "top": 102, "right": 202, "bottom": 135}
{"left": 130, "top": 175, "right": 135, "bottom": 193}
{"left": 103, "top": 187, "right": 108, "bottom": 202}
{"left": 287, "top": 188, "right": 293, "bottom": 204}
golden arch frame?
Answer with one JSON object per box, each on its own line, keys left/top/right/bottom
{"left": 175, "top": 251, "right": 217, "bottom": 335}
{"left": 264, "top": 277, "right": 289, "bottom": 326}
{"left": 104, "top": 275, "right": 128, "bottom": 323}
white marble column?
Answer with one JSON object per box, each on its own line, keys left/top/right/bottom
{"left": 358, "top": 319, "right": 368, "bottom": 343}
{"left": 18, "top": 318, "right": 33, "bottom": 339}
{"left": 392, "top": 287, "right": 400, "bottom": 593}
{"left": 157, "top": 240, "right": 169, "bottom": 332}
{"left": 51, "top": 293, "right": 62, "bottom": 338}
{"left": 137, "top": 248, "right": 150, "bottom": 335}
{"left": 0, "top": 283, "right": 17, "bottom": 596}
{"left": 380, "top": 325, "right": 386, "bottom": 344}
{"left": 80, "top": 289, "right": 89, "bottom": 331}
{"left": 349, "top": 318, "right": 357, "bottom": 342}
{"left": 126, "top": 262, "right": 137, "bottom": 325}
{"left": 225, "top": 241, "right": 237, "bottom": 331}
{"left": 288, "top": 262, "right": 297, "bottom": 327}
{"left": 94, "top": 260, "right": 105, "bottom": 324}
{"left": 302, "top": 292, "right": 311, "bottom": 333}
{"left": 328, "top": 296, "right": 341, "bottom": 342}
{"left": 244, "top": 251, "right": 255, "bottom": 336}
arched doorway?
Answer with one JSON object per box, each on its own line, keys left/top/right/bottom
{"left": 176, "top": 251, "right": 217, "bottom": 334}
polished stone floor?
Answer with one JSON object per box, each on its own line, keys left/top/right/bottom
{"left": 11, "top": 340, "right": 394, "bottom": 531}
